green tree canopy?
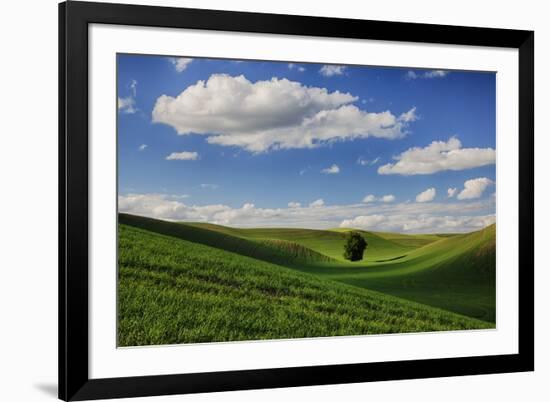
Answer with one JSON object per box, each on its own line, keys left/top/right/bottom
{"left": 343, "top": 231, "right": 368, "bottom": 261}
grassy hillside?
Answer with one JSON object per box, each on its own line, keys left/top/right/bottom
{"left": 310, "top": 225, "right": 496, "bottom": 322}
{"left": 185, "top": 218, "right": 495, "bottom": 312}
{"left": 186, "top": 222, "right": 419, "bottom": 262}
{"left": 370, "top": 231, "right": 450, "bottom": 249}
{"left": 118, "top": 223, "right": 492, "bottom": 346}
{"left": 119, "top": 213, "right": 335, "bottom": 265}
{"left": 120, "top": 214, "right": 496, "bottom": 323}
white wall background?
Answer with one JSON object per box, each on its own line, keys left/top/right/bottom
{"left": 0, "top": 0, "right": 545, "bottom": 401}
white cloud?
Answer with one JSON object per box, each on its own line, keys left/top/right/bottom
{"left": 119, "top": 193, "right": 229, "bottom": 222}
{"left": 341, "top": 215, "right": 386, "bottom": 229}
{"left": 362, "top": 194, "right": 395, "bottom": 203}
{"left": 168, "top": 57, "right": 193, "bottom": 72}
{"left": 288, "top": 63, "right": 306, "bottom": 72}
{"left": 447, "top": 187, "right": 457, "bottom": 198}
{"left": 319, "top": 65, "right": 346, "bottom": 76}
{"left": 118, "top": 96, "right": 136, "bottom": 114}
{"left": 153, "top": 74, "right": 415, "bottom": 153}
{"left": 398, "top": 107, "right": 418, "bottom": 122}
{"left": 416, "top": 187, "right": 436, "bottom": 203}
{"left": 119, "top": 193, "right": 495, "bottom": 233}
{"left": 371, "top": 157, "right": 381, "bottom": 165}
{"left": 357, "top": 156, "right": 381, "bottom": 166}
{"left": 362, "top": 194, "right": 377, "bottom": 203}
{"left": 165, "top": 151, "right": 199, "bottom": 161}
{"left": 309, "top": 199, "right": 325, "bottom": 207}
{"left": 457, "top": 177, "right": 493, "bottom": 200}
{"left": 288, "top": 201, "right": 301, "bottom": 208}
{"left": 340, "top": 213, "right": 494, "bottom": 233}
{"left": 378, "top": 137, "right": 495, "bottom": 175}
{"left": 119, "top": 80, "right": 138, "bottom": 114}
{"left": 357, "top": 157, "right": 369, "bottom": 166}
{"left": 406, "top": 70, "right": 449, "bottom": 80}
{"left": 424, "top": 70, "right": 448, "bottom": 78}
{"left": 321, "top": 164, "right": 340, "bottom": 174}
{"left": 129, "top": 79, "right": 138, "bottom": 97}
{"left": 138, "top": 144, "right": 147, "bottom": 151}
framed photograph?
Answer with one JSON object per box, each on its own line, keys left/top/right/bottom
{"left": 59, "top": 1, "right": 534, "bottom": 400}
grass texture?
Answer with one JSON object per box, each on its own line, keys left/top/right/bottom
{"left": 118, "top": 214, "right": 495, "bottom": 346}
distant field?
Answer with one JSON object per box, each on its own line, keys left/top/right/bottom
{"left": 184, "top": 221, "right": 420, "bottom": 262}
{"left": 118, "top": 213, "right": 496, "bottom": 346}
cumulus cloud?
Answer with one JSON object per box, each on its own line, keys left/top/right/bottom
{"left": 378, "top": 137, "right": 495, "bottom": 175}
{"left": 362, "top": 194, "right": 395, "bottom": 203}
{"left": 340, "top": 213, "right": 494, "bottom": 233}
{"left": 309, "top": 199, "right": 325, "bottom": 207}
{"left": 165, "top": 151, "right": 199, "bottom": 161}
{"left": 341, "top": 215, "right": 386, "bottom": 229}
{"left": 168, "top": 57, "right": 193, "bottom": 72}
{"left": 406, "top": 70, "right": 449, "bottom": 80}
{"left": 138, "top": 144, "right": 147, "bottom": 151}
{"left": 288, "top": 63, "right": 306, "bottom": 72}
{"left": 153, "top": 74, "right": 415, "bottom": 153}
{"left": 118, "top": 96, "right": 136, "bottom": 114}
{"left": 416, "top": 187, "right": 436, "bottom": 203}
{"left": 119, "top": 193, "right": 229, "bottom": 222}
{"left": 362, "top": 194, "right": 377, "bottom": 203}
{"left": 457, "top": 177, "right": 493, "bottom": 200}
{"left": 319, "top": 65, "right": 346, "bottom": 76}
{"left": 321, "top": 164, "right": 340, "bottom": 174}
{"left": 119, "top": 193, "right": 495, "bottom": 233}
{"left": 447, "top": 187, "right": 457, "bottom": 198}
{"left": 288, "top": 201, "right": 301, "bottom": 208}
{"left": 119, "top": 79, "right": 138, "bottom": 114}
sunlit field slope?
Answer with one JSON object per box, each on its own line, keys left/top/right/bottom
{"left": 119, "top": 213, "right": 336, "bottom": 265}
{"left": 184, "top": 219, "right": 495, "bottom": 322}
{"left": 118, "top": 222, "right": 492, "bottom": 346}
{"left": 120, "top": 214, "right": 496, "bottom": 322}
{"left": 315, "top": 225, "right": 496, "bottom": 322}
{"left": 185, "top": 222, "right": 429, "bottom": 262}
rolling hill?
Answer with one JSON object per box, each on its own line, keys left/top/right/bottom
{"left": 119, "top": 213, "right": 336, "bottom": 266}
{"left": 184, "top": 221, "right": 424, "bottom": 262}
{"left": 118, "top": 221, "right": 492, "bottom": 346}
{"left": 317, "top": 224, "right": 496, "bottom": 322}
{"left": 119, "top": 214, "right": 496, "bottom": 322}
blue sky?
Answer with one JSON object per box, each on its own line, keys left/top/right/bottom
{"left": 117, "top": 54, "right": 496, "bottom": 233}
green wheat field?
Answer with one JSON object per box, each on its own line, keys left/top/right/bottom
{"left": 117, "top": 213, "right": 496, "bottom": 346}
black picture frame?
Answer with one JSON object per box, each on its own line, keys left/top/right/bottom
{"left": 59, "top": 1, "right": 534, "bottom": 400}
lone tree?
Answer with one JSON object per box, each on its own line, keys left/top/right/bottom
{"left": 343, "top": 231, "right": 368, "bottom": 261}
